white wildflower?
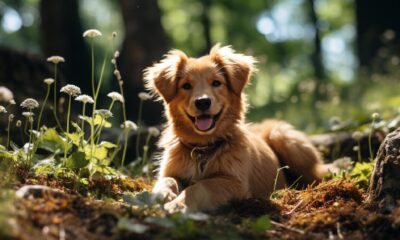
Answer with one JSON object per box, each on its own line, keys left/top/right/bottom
{"left": 46, "top": 56, "right": 65, "bottom": 64}
{"left": 111, "top": 59, "right": 116, "bottom": 65}
{"left": 120, "top": 120, "right": 137, "bottom": 131}
{"left": 94, "top": 109, "right": 113, "bottom": 119}
{"left": 138, "top": 92, "right": 151, "bottom": 101}
{"left": 8, "top": 114, "right": 14, "bottom": 121}
{"left": 22, "top": 112, "right": 34, "bottom": 118}
{"left": 20, "top": 98, "right": 39, "bottom": 109}
{"left": 112, "top": 32, "right": 117, "bottom": 38}
{"left": 75, "top": 94, "right": 94, "bottom": 104}
{"left": 9, "top": 99, "right": 16, "bottom": 105}
{"left": 107, "top": 91, "right": 124, "bottom": 103}
{"left": 114, "top": 51, "right": 120, "bottom": 58}
{"left": 0, "top": 86, "right": 14, "bottom": 103}
{"left": 16, "top": 120, "right": 22, "bottom": 127}
{"left": 372, "top": 112, "right": 380, "bottom": 120}
{"left": 44, "top": 78, "right": 55, "bottom": 85}
{"left": 0, "top": 105, "right": 6, "bottom": 113}
{"left": 60, "top": 84, "right": 81, "bottom": 97}
{"left": 352, "top": 131, "right": 363, "bottom": 141}
{"left": 148, "top": 127, "right": 160, "bottom": 137}
{"left": 83, "top": 29, "right": 102, "bottom": 38}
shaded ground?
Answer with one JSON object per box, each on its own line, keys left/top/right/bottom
{"left": 1, "top": 166, "right": 400, "bottom": 240}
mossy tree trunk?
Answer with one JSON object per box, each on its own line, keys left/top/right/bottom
{"left": 368, "top": 128, "right": 400, "bottom": 211}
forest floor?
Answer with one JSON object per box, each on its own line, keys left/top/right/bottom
{"left": 1, "top": 163, "right": 400, "bottom": 240}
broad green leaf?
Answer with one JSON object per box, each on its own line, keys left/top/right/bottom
{"left": 85, "top": 145, "right": 108, "bottom": 160}
{"left": 65, "top": 151, "right": 88, "bottom": 169}
{"left": 39, "top": 128, "right": 69, "bottom": 153}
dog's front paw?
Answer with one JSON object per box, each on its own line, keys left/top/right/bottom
{"left": 164, "top": 199, "right": 188, "bottom": 213}
{"left": 154, "top": 188, "right": 178, "bottom": 203}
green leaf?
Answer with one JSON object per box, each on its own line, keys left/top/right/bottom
{"left": 99, "top": 141, "right": 117, "bottom": 149}
{"left": 118, "top": 218, "right": 149, "bottom": 234}
{"left": 83, "top": 115, "right": 112, "bottom": 128}
{"left": 145, "top": 216, "right": 175, "bottom": 228}
{"left": 85, "top": 145, "right": 108, "bottom": 160}
{"left": 243, "top": 216, "right": 271, "bottom": 235}
{"left": 66, "top": 132, "right": 82, "bottom": 146}
{"left": 65, "top": 151, "right": 88, "bottom": 169}
{"left": 122, "top": 191, "right": 161, "bottom": 206}
{"left": 39, "top": 128, "right": 69, "bottom": 153}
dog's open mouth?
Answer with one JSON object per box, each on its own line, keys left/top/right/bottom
{"left": 187, "top": 109, "right": 223, "bottom": 132}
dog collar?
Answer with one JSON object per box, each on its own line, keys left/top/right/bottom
{"left": 180, "top": 139, "right": 226, "bottom": 160}
{"left": 180, "top": 139, "right": 226, "bottom": 181}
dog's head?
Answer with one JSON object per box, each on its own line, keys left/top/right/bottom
{"left": 144, "top": 44, "right": 255, "bottom": 143}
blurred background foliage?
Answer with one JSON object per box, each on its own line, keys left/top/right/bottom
{"left": 1, "top": 0, "right": 400, "bottom": 133}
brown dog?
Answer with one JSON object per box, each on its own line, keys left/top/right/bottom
{"left": 144, "top": 44, "right": 326, "bottom": 212}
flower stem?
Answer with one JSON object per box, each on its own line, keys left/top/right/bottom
{"left": 52, "top": 64, "right": 64, "bottom": 131}
{"left": 37, "top": 84, "right": 51, "bottom": 130}
{"left": 6, "top": 117, "right": 11, "bottom": 150}
{"left": 81, "top": 103, "right": 86, "bottom": 148}
{"left": 90, "top": 39, "right": 96, "bottom": 163}
{"left": 64, "top": 95, "right": 72, "bottom": 161}
{"left": 27, "top": 110, "right": 33, "bottom": 167}
{"left": 121, "top": 131, "right": 128, "bottom": 168}
{"left": 368, "top": 119, "right": 375, "bottom": 161}
{"left": 357, "top": 140, "right": 362, "bottom": 162}
{"left": 135, "top": 99, "right": 144, "bottom": 159}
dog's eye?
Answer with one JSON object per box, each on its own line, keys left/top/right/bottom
{"left": 212, "top": 80, "right": 221, "bottom": 87}
{"left": 182, "top": 83, "right": 192, "bottom": 90}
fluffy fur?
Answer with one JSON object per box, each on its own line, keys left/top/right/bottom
{"left": 144, "top": 44, "right": 327, "bottom": 212}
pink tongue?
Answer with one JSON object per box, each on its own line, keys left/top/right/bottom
{"left": 195, "top": 117, "right": 214, "bottom": 131}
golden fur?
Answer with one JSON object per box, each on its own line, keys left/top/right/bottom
{"left": 144, "top": 44, "right": 326, "bottom": 212}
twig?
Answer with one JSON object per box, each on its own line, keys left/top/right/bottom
{"left": 337, "top": 222, "right": 344, "bottom": 239}
{"left": 284, "top": 199, "right": 304, "bottom": 215}
{"left": 270, "top": 220, "right": 305, "bottom": 234}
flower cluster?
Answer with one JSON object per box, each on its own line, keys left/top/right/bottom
{"left": 107, "top": 92, "right": 124, "bottom": 103}
{"left": 0, "top": 86, "right": 14, "bottom": 103}
{"left": 47, "top": 56, "right": 65, "bottom": 64}
{"left": 60, "top": 84, "right": 81, "bottom": 97}
{"left": 20, "top": 98, "right": 39, "bottom": 109}
{"left": 83, "top": 29, "right": 102, "bottom": 38}
{"left": 121, "top": 120, "right": 137, "bottom": 131}
{"left": 75, "top": 94, "right": 94, "bottom": 104}
{"left": 94, "top": 109, "right": 113, "bottom": 119}
{"left": 44, "top": 78, "right": 55, "bottom": 85}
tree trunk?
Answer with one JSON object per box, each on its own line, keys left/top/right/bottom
{"left": 355, "top": 0, "right": 400, "bottom": 70}
{"left": 117, "top": 0, "right": 168, "bottom": 125}
{"left": 200, "top": 0, "right": 212, "bottom": 54}
{"left": 368, "top": 129, "right": 400, "bottom": 212}
{"left": 307, "top": 0, "right": 325, "bottom": 125}
{"left": 39, "top": 0, "right": 91, "bottom": 94}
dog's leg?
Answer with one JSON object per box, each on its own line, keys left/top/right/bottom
{"left": 252, "top": 120, "right": 327, "bottom": 185}
{"left": 153, "top": 177, "right": 180, "bottom": 202}
{"left": 164, "top": 176, "right": 245, "bottom": 212}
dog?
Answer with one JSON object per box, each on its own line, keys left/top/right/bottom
{"left": 144, "top": 44, "right": 327, "bottom": 212}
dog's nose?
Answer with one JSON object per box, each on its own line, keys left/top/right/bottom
{"left": 195, "top": 97, "right": 211, "bottom": 111}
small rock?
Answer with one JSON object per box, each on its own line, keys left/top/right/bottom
{"left": 15, "top": 185, "right": 65, "bottom": 199}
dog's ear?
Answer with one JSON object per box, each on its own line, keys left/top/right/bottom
{"left": 210, "top": 44, "right": 256, "bottom": 95}
{"left": 144, "top": 50, "right": 188, "bottom": 102}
